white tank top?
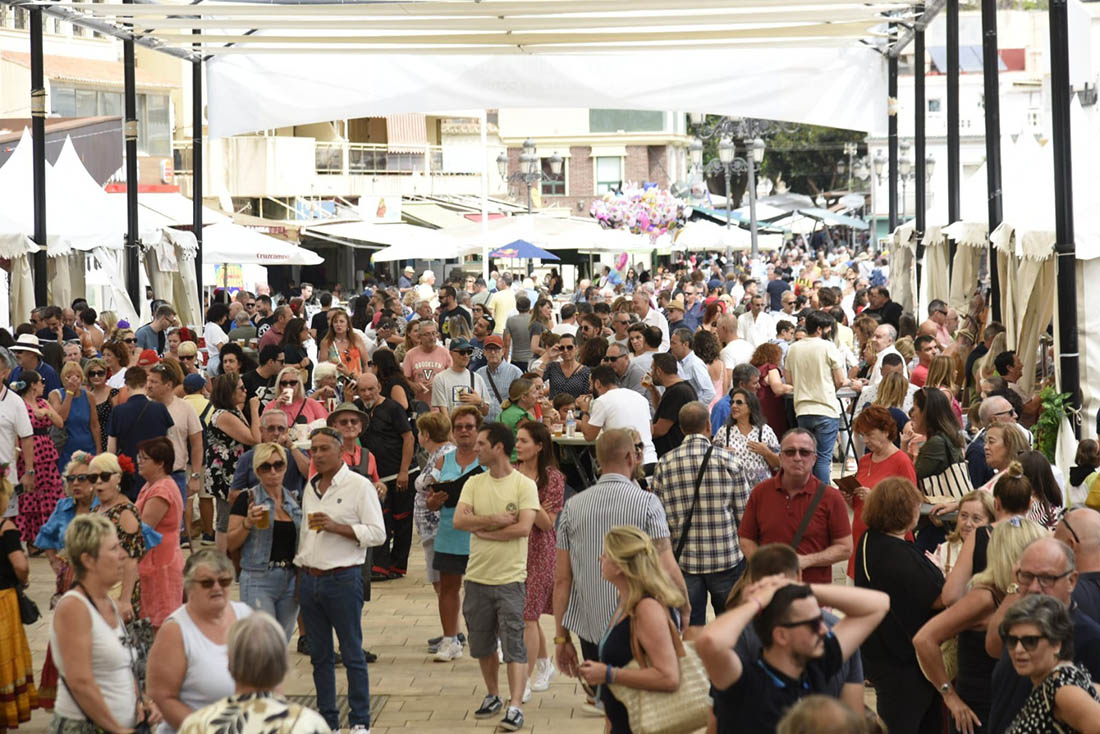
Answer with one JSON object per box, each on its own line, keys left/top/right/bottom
{"left": 156, "top": 601, "right": 252, "bottom": 734}
{"left": 50, "top": 590, "right": 138, "bottom": 728}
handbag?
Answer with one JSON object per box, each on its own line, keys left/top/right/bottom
{"left": 919, "top": 461, "right": 973, "bottom": 503}
{"left": 607, "top": 612, "right": 712, "bottom": 734}
{"left": 17, "top": 586, "right": 40, "bottom": 624}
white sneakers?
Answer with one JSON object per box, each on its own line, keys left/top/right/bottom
{"left": 349, "top": 726, "right": 370, "bottom": 734}
{"left": 522, "top": 683, "right": 532, "bottom": 703}
{"left": 433, "top": 637, "right": 464, "bottom": 662}
{"left": 529, "top": 658, "right": 556, "bottom": 692}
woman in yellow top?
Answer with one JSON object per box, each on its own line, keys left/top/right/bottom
{"left": 318, "top": 309, "right": 370, "bottom": 377}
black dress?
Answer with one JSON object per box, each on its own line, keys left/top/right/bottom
{"left": 955, "top": 589, "right": 999, "bottom": 734}
{"left": 599, "top": 614, "right": 634, "bottom": 734}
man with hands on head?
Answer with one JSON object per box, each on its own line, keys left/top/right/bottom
{"left": 695, "top": 574, "right": 888, "bottom": 734}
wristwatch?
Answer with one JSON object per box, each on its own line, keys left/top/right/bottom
{"left": 939, "top": 682, "right": 952, "bottom": 696}
{"left": 553, "top": 635, "right": 571, "bottom": 645}
{"left": 189, "top": 472, "right": 201, "bottom": 480}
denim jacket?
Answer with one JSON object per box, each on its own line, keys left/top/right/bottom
{"left": 239, "top": 482, "right": 302, "bottom": 572}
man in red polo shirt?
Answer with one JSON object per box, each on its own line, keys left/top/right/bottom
{"left": 738, "top": 428, "right": 852, "bottom": 583}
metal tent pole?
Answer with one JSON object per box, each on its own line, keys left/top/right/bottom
{"left": 1049, "top": 0, "right": 1080, "bottom": 421}
{"left": 30, "top": 8, "right": 47, "bottom": 307}
{"left": 981, "top": 0, "right": 1003, "bottom": 321}
{"left": 193, "top": 29, "right": 203, "bottom": 312}
{"left": 888, "top": 23, "right": 899, "bottom": 234}
{"left": 123, "top": 0, "right": 140, "bottom": 309}
{"left": 946, "top": 0, "right": 961, "bottom": 275}
{"left": 915, "top": 5, "right": 927, "bottom": 291}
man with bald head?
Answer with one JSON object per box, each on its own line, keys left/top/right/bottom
{"left": 354, "top": 371, "right": 416, "bottom": 578}
{"left": 1056, "top": 508, "right": 1100, "bottom": 619}
{"left": 983, "top": 537, "right": 1100, "bottom": 734}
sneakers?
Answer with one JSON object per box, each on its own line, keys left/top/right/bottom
{"left": 349, "top": 726, "right": 370, "bottom": 734}
{"left": 427, "top": 632, "right": 466, "bottom": 653}
{"left": 530, "top": 658, "right": 556, "bottom": 692}
{"left": 473, "top": 694, "right": 503, "bottom": 719}
{"left": 200, "top": 533, "right": 215, "bottom": 546}
{"left": 499, "top": 706, "right": 524, "bottom": 732}
{"left": 434, "top": 637, "right": 464, "bottom": 662}
{"left": 521, "top": 683, "right": 531, "bottom": 704}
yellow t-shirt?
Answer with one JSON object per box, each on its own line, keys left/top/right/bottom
{"left": 458, "top": 469, "right": 540, "bottom": 585}
{"left": 785, "top": 336, "right": 844, "bottom": 419}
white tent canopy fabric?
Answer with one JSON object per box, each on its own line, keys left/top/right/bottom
{"left": 205, "top": 45, "right": 886, "bottom": 137}
{"left": 202, "top": 222, "right": 324, "bottom": 266}
{"left": 673, "top": 220, "right": 783, "bottom": 252}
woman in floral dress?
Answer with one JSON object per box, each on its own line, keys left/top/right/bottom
{"left": 205, "top": 374, "right": 260, "bottom": 547}
{"left": 12, "top": 371, "right": 65, "bottom": 546}
{"left": 513, "top": 422, "right": 565, "bottom": 697}
{"left": 86, "top": 357, "right": 120, "bottom": 453}
{"left": 89, "top": 452, "right": 145, "bottom": 622}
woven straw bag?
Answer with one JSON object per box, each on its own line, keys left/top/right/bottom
{"left": 607, "top": 613, "right": 711, "bottom": 734}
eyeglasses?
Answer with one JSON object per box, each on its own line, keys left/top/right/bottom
{"left": 122, "top": 338, "right": 137, "bottom": 344}
{"left": 179, "top": 354, "right": 195, "bottom": 361}
{"left": 453, "top": 350, "right": 473, "bottom": 356}
{"left": 1059, "top": 510, "right": 1081, "bottom": 544}
{"left": 245, "top": 303, "right": 256, "bottom": 309}
{"left": 776, "top": 614, "right": 825, "bottom": 632}
{"left": 634, "top": 442, "right": 644, "bottom": 452}
{"left": 731, "top": 399, "right": 748, "bottom": 406}
{"left": 66, "top": 473, "right": 94, "bottom": 483}
{"left": 195, "top": 576, "right": 234, "bottom": 590}
{"left": 336, "top": 418, "right": 360, "bottom": 426}
{"left": 484, "top": 345, "right": 502, "bottom": 351}
{"left": 93, "top": 471, "right": 118, "bottom": 482}
{"left": 256, "top": 460, "right": 286, "bottom": 473}
{"left": 279, "top": 380, "right": 299, "bottom": 387}
{"left": 561, "top": 345, "right": 575, "bottom": 351}
{"left": 87, "top": 370, "right": 106, "bottom": 377}
{"left": 1001, "top": 634, "right": 1046, "bottom": 652}
{"left": 454, "top": 423, "right": 478, "bottom": 431}
{"left": 1015, "top": 568, "right": 1073, "bottom": 589}
{"left": 994, "top": 409, "right": 1016, "bottom": 418}
{"left": 781, "top": 448, "right": 815, "bottom": 458}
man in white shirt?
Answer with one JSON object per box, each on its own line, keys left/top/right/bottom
{"left": 737, "top": 295, "right": 776, "bottom": 348}
{"left": 431, "top": 338, "right": 491, "bottom": 419}
{"left": 578, "top": 366, "right": 658, "bottom": 469}
{"left": 717, "top": 315, "right": 754, "bottom": 373}
{"left": 670, "top": 328, "right": 716, "bottom": 405}
{"left": 867, "top": 323, "right": 908, "bottom": 386}
{"left": 632, "top": 290, "right": 670, "bottom": 351}
{"left": 551, "top": 303, "right": 579, "bottom": 336}
{"left": 0, "top": 347, "right": 33, "bottom": 518}
{"left": 295, "top": 426, "right": 386, "bottom": 734}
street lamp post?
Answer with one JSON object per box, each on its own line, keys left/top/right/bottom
{"left": 899, "top": 140, "right": 913, "bottom": 219}
{"left": 689, "top": 114, "right": 785, "bottom": 260}
{"left": 691, "top": 135, "right": 762, "bottom": 262}
{"left": 496, "top": 137, "right": 562, "bottom": 216}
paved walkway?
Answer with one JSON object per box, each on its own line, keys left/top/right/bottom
{"left": 15, "top": 547, "right": 607, "bottom": 734}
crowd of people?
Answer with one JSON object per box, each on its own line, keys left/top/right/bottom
{"left": 0, "top": 249, "right": 1097, "bottom": 734}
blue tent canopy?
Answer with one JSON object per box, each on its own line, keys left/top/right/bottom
{"left": 489, "top": 239, "right": 560, "bottom": 261}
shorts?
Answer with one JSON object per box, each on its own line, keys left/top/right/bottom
{"left": 215, "top": 497, "right": 231, "bottom": 533}
{"left": 462, "top": 580, "right": 527, "bottom": 663}
{"left": 422, "top": 538, "right": 440, "bottom": 585}
{"left": 432, "top": 551, "right": 469, "bottom": 576}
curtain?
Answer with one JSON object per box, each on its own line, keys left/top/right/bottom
{"left": 922, "top": 227, "right": 950, "bottom": 307}
{"left": 172, "top": 246, "right": 202, "bottom": 328}
{"left": 46, "top": 252, "right": 84, "bottom": 309}
{"left": 949, "top": 242, "right": 984, "bottom": 314}
{"left": 91, "top": 247, "right": 140, "bottom": 326}
{"left": 9, "top": 255, "right": 35, "bottom": 329}
{"left": 888, "top": 222, "right": 917, "bottom": 315}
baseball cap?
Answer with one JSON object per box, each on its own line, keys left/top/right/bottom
{"left": 448, "top": 338, "right": 474, "bottom": 352}
{"left": 483, "top": 335, "right": 504, "bottom": 349}
{"left": 182, "top": 373, "right": 206, "bottom": 394}
{"left": 137, "top": 349, "right": 160, "bottom": 367}
{"left": 404, "top": 265, "right": 415, "bottom": 273}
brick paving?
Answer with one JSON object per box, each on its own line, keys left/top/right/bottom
{"left": 14, "top": 547, "right": 607, "bottom": 734}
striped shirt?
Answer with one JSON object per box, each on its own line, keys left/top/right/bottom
{"left": 556, "top": 473, "right": 671, "bottom": 643}
{"left": 650, "top": 434, "right": 752, "bottom": 574}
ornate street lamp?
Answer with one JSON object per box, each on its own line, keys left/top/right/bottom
{"left": 498, "top": 138, "right": 562, "bottom": 214}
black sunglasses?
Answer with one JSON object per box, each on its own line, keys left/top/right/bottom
{"left": 66, "top": 473, "right": 95, "bottom": 483}
{"left": 279, "top": 380, "right": 299, "bottom": 387}
{"left": 195, "top": 577, "right": 234, "bottom": 590}
{"left": 256, "top": 460, "right": 286, "bottom": 473}
{"left": 179, "top": 354, "right": 195, "bottom": 360}
{"left": 122, "top": 338, "right": 137, "bottom": 344}
{"left": 776, "top": 614, "right": 824, "bottom": 632}
{"left": 93, "top": 471, "right": 119, "bottom": 482}
{"left": 87, "top": 370, "right": 106, "bottom": 377}
{"left": 1001, "top": 634, "right": 1046, "bottom": 652}
{"left": 1059, "top": 510, "right": 1081, "bottom": 544}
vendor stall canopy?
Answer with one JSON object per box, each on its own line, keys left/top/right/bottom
{"left": 16, "top": 0, "right": 917, "bottom": 136}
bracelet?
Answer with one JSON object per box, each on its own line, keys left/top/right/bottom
{"left": 605, "top": 666, "right": 615, "bottom": 684}
{"left": 553, "top": 635, "right": 570, "bottom": 645}
{"left": 749, "top": 597, "right": 763, "bottom": 615}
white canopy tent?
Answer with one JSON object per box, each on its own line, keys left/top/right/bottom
{"left": 673, "top": 220, "right": 783, "bottom": 252}
{"left": 202, "top": 222, "right": 324, "bottom": 266}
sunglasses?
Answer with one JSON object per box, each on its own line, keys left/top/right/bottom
{"left": 179, "top": 354, "right": 195, "bottom": 361}
{"left": 1015, "top": 568, "right": 1073, "bottom": 589}
{"left": 776, "top": 614, "right": 825, "bottom": 632}
{"left": 453, "top": 350, "right": 473, "bottom": 356}
{"left": 195, "top": 577, "right": 234, "bottom": 590}
{"left": 279, "top": 380, "right": 300, "bottom": 387}
{"left": 484, "top": 345, "right": 503, "bottom": 351}
{"left": 561, "top": 345, "right": 576, "bottom": 351}
{"left": 66, "top": 473, "right": 95, "bottom": 483}
{"left": 781, "top": 448, "right": 815, "bottom": 457}
{"left": 1001, "top": 634, "right": 1046, "bottom": 652}
{"left": 245, "top": 303, "right": 256, "bottom": 309}
{"left": 1059, "top": 510, "right": 1081, "bottom": 544}
{"left": 731, "top": 399, "right": 748, "bottom": 406}
{"left": 92, "top": 471, "right": 119, "bottom": 482}
{"left": 634, "top": 442, "right": 644, "bottom": 452}
{"left": 336, "top": 418, "right": 360, "bottom": 426}
{"left": 122, "top": 338, "right": 137, "bottom": 344}
{"left": 87, "top": 370, "right": 106, "bottom": 377}
{"left": 256, "top": 460, "right": 286, "bottom": 473}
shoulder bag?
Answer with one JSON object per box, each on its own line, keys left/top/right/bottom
{"left": 918, "top": 438, "right": 973, "bottom": 503}
{"left": 17, "top": 586, "right": 39, "bottom": 625}
{"left": 607, "top": 612, "right": 711, "bottom": 734}
{"left": 673, "top": 443, "right": 715, "bottom": 561}
{"left": 790, "top": 479, "right": 827, "bottom": 549}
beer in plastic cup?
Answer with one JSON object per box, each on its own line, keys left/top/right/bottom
{"left": 255, "top": 506, "right": 271, "bottom": 530}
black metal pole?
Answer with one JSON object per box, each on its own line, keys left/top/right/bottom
{"left": 1049, "top": 0, "right": 1080, "bottom": 419}
{"left": 192, "top": 30, "right": 203, "bottom": 315}
{"left": 888, "top": 24, "right": 899, "bottom": 233}
{"left": 30, "top": 9, "right": 47, "bottom": 308}
{"left": 982, "top": 0, "right": 1003, "bottom": 321}
{"left": 947, "top": 0, "right": 961, "bottom": 275}
{"left": 915, "top": 6, "right": 927, "bottom": 290}
{"left": 123, "top": 0, "right": 140, "bottom": 310}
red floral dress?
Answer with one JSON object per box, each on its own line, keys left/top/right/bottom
{"left": 524, "top": 467, "right": 565, "bottom": 621}
{"left": 14, "top": 398, "right": 64, "bottom": 545}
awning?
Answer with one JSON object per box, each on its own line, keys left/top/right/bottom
{"left": 202, "top": 222, "right": 323, "bottom": 265}
{"left": 0, "top": 51, "right": 177, "bottom": 90}
{"left": 385, "top": 113, "right": 429, "bottom": 153}
{"left": 302, "top": 220, "right": 455, "bottom": 252}
{"left": 402, "top": 202, "right": 474, "bottom": 230}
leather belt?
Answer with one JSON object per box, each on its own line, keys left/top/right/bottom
{"left": 303, "top": 564, "right": 357, "bottom": 577}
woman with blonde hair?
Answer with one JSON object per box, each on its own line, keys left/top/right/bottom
{"left": 499, "top": 378, "right": 537, "bottom": 436}
{"left": 262, "top": 365, "right": 328, "bottom": 426}
{"left": 0, "top": 474, "right": 37, "bottom": 730}
{"left": 89, "top": 452, "right": 144, "bottom": 623}
{"left": 413, "top": 411, "right": 454, "bottom": 597}
{"left": 914, "top": 515, "right": 1047, "bottom": 734}
{"left": 577, "top": 525, "right": 684, "bottom": 734}
{"left": 872, "top": 371, "right": 912, "bottom": 439}
{"left": 925, "top": 355, "right": 963, "bottom": 422}
{"left": 930, "top": 489, "right": 995, "bottom": 576}
{"left": 49, "top": 360, "right": 100, "bottom": 473}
